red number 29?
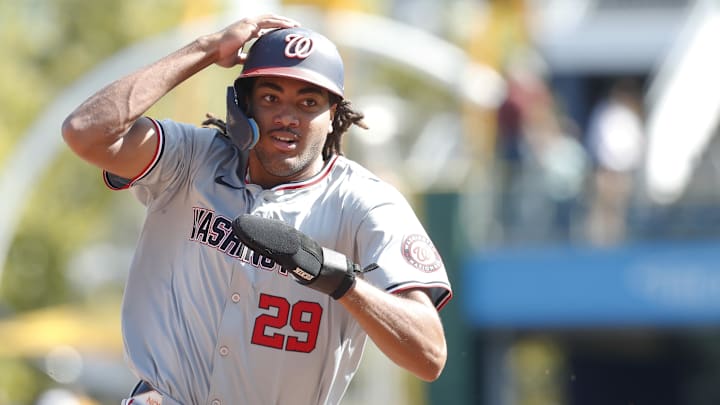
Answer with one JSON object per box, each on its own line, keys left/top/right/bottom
{"left": 251, "top": 293, "right": 323, "bottom": 353}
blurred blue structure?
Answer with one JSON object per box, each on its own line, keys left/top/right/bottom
{"left": 463, "top": 241, "right": 720, "bottom": 329}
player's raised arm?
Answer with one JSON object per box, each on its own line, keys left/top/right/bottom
{"left": 61, "top": 14, "right": 299, "bottom": 179}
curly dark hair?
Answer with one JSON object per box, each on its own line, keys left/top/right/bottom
{"left": 323, "top": 95, "right": 368, "bottom": 159}
{"left": 203, "top": 86, "right": 367, "bottom": 161}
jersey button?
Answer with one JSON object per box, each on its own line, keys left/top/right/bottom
{"left": 219, "top": 346, "right": 230, "bottom": 356}
{"left": 231, "top": 293, "right": 241, "bottom": 303}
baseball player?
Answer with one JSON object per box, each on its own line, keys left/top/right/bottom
{"left": 62, "top": 13, "right": 452, "bottom": 405}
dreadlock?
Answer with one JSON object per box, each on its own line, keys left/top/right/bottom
{"left": 323, "top": 96, "right": 367, "bottom": 160}
{"left": 202, "top": 93, "right": 368, "bottom": 161}
{"left": 202, "top": 113, "right": 226, "bottom": 133}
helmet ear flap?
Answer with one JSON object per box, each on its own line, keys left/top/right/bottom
{"left": 225, "top": 84, "right": 259, "bottom": 151}
{"left": 233, "top": 77, "right": 253, "bottom": 114}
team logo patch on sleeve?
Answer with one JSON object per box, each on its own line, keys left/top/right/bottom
{"left": 401, "top": 234, "right": 442, "bottom": 273}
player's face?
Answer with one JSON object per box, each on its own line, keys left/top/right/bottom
{"left": 247, "top": 76, "right": 336, "bottom": 188}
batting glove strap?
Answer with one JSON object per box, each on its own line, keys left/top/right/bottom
{"left": 309, "top": 247, "right": 357, "bottom": 299}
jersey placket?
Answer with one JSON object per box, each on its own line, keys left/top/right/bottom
{"left": 205, "top": 259, "right": 251, "bottom": 405}
{"left": 248, "top": 189, "right": 285, "bottom": 217}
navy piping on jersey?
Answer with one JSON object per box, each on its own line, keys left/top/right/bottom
{"left": 386, "top": 281, "right": 453, "bottom": 311}
{"left": 103, "top": 117, "right": 165, "bottom": 190}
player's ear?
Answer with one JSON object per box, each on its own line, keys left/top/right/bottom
{"left": 329, "top": 99, "right": 338, "bottom": 119}
{"left": 328, "top": 108, "right": 336, "bottom": 134}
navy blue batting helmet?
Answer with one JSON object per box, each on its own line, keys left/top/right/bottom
{"left": 234, "top": 27, "right": 345, "bottom": 99}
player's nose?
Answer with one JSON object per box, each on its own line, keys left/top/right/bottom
{"left": 273, "top": 106, "right": 300, "bottom": 128}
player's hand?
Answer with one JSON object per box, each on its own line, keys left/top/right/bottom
{"left": 213, "top": 14, "right": 300, "bottom": 68}
{"left": 232, "top": 214, "right": 377, "bottom": 299}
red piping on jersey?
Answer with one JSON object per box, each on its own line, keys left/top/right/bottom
{"left": 102, "top": 117, "right": 163, "bottom": 190}
{"left": 271, "top": 155, "right": 339, "bottom": 191}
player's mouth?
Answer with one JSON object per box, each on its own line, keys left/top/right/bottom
{"left": 268, "top": 129, "right": 300, "bottom": 151}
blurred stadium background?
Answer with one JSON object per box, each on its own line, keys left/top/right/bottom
{"left": 2, "top": 0, "right": 720, "bottom": 404}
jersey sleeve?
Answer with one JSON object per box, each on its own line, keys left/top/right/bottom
{"left": 354, "top": 190, "right": 453, "bottom": 311}
{"left": 103, "top": 118, "right": 219, "bottom": 207}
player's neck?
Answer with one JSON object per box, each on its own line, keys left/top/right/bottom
{"left": 247, "top": 156, "right": 325, "bottom": 189}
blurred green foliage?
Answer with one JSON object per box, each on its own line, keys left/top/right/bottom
{"left": 0, "top": 0, "right": 194, "bottom": 309}
{"left": 0, "top": 0, "right": 218, "bottom": 402}
{"left": 0, "top": 359, "right": 45, "bottom": 404}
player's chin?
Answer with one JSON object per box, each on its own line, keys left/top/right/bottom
{"left": 265, "top": 159, "right": 308, "bottom": 179}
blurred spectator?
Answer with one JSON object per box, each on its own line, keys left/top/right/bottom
{"left": 494, "top": 48, "right": 547, "bottom": 241}
{"left": 495, "top": 48, "right": 588, "bottom": 243}
{"left": 532, "top": 117, "right": 588, "bottom": 239}
{"left": 584, "top": 78, "right": 646, "bottom": 246}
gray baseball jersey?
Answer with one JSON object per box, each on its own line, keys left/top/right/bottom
{"left": 105, "top": 118, "right": 452, "bottom": 405}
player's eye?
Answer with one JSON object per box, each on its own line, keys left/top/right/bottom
{"left": 300, "top": 98, "right": 319, "bottom": 108}
{"left": 261, "top": 94, "right": 278, "bottom": 103}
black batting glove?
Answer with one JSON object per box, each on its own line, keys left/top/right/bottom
{"left": 232, "top": 214, "right": 376, "bottom": 299}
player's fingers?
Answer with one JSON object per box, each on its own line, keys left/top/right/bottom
{"left": 215, "top": 14, "right": 298, "bottom": 68}
{"left": 252, "top": 14, "right": 300, "bottom": 29}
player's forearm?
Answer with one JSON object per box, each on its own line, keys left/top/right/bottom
{"left": 338, "top": 279, "right": 447, "bottom": 381}
{"left": 62, "top": 35, "right": 219, "bottom": 149}
{"left": 231, "top": 215, "right": 449, "bottom": 379}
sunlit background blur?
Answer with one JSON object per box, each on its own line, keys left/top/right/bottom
{"left": 3, "top": 0, "right": 720, "bottom": 404}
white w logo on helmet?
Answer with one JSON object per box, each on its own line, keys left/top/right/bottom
{"left": 284, "top": 33, "right": 314, "bottom": 59}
